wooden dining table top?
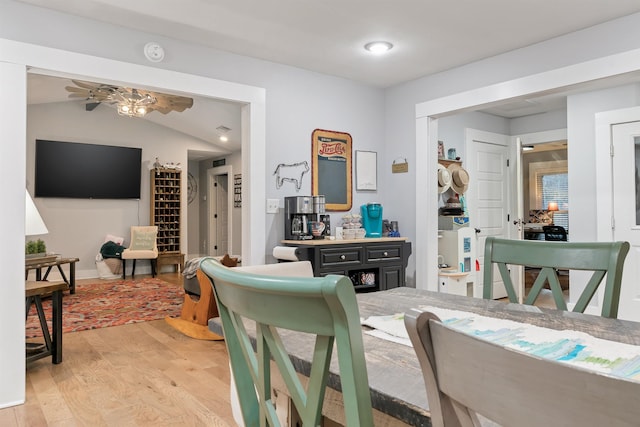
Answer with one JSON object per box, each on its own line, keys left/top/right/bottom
{"left": 211, "top": 287, "right": 640, "bottom": 426}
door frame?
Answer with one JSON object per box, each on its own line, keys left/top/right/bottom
{"left": 511, "top": 129, "right": 568, "bottom": 301}
{"left": 595, "top": 106, "right": 640, "bottom": 242}
{"left": 415, "top": 47, "right": 640, "bottom": 291}
{"left": 511, "top": 128, "right": 568, "bottom": 234}
{"left": 594, "top": 107, "right": 640, "bottom": 316}
{"left": 208, "top": 165, "right": 234, "bottom": 256}
{"left": 0, "top": 37, "right": 266, "bottom": 407}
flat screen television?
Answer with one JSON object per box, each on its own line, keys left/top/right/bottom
{"left": 35, "top": 139, "right": 142, "bottom": 199}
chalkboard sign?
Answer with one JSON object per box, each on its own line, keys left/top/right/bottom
{"left": 311, "top": 129, "right": 352, "bottom": 211}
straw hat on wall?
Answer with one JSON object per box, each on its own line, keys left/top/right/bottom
{"left": 437, "top": 163, "right": 451, "bottom": 193}
{"left": 447, "top": 163, "right": 469, "bottom": 194}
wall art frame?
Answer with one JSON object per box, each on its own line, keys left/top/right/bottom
{"left": 311, "top": 129, "right": 352, "bottom": 211}
{"left": 355, "top": 150, "right": 377, "bottom": 191}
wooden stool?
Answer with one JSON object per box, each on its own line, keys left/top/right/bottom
{"left": 26, "top": 281, "right": 68, "bottom": 364}
{"left": 165, "top": 269, "right": 222, "bottom": 340}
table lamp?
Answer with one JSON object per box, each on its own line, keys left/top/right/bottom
{"left": 26, "top": 189, "right": 48, "bottom": 236}
{"left": 547, "top": 201, "right": 559, "bottom": 224}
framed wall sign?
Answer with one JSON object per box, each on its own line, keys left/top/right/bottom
{"left": 356, "top": 150, "right": 377, "bottom": 191}
{"left": 311, "top": 129, "right": 352, "bottom": 211}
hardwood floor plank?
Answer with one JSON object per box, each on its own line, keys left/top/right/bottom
{"left": 1, "top": 273, "right": 238, "bottom": 426}
{"left": 0, "top": 407, "right": 18, "bottom": 427}
{"left": 27, "top": 363, "right": 75, "bottom": 425}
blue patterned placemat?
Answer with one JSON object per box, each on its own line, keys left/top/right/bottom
{"left": 362, "top": 306, "right": 640, "bottom": 382}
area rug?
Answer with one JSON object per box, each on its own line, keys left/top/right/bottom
{"left": 26, "top": 277, "right": 184, "bottom": 338}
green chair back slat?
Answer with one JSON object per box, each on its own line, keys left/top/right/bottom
{"left": 483, "top": 237, "right": 629, "bottom": 318}
{"left": 199, "top": 258, "right": 374, "bottom": 427}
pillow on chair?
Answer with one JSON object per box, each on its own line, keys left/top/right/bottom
{"left": 129, "top": 229, "right": 157, "bottom": 250}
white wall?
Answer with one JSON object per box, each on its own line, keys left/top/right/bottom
{"left": 187, "top": 160, "right": 201, "bottom": 257}
{"left": 1, "top": 0, "right": 386, "bottom": 264}
{"left": 28, "top": 102, "right": 220, "bottom": 277}
{"left": 384, "top": 12, "right": 640, "bottom": 288}
{"left": 0, "top": 60, "right": 27, "bottom": 409}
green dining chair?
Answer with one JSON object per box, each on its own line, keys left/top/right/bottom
{"left": 199, "top": 258, "right": 374, "bottom": 427}
{"left": 483, "top": 237, "right": 630, "bottom": 318}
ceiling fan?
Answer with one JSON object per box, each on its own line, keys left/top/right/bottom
{"left": 65, "top": 80, "right": 193, "bottom": 117}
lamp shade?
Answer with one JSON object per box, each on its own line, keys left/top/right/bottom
{"left": 547, "top": 201, "right": 559, "bottom": 212}
{"left": 25, "top": 189, "right": 48, "bottom": 236}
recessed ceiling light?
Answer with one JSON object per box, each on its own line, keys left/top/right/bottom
{"left": 364, "top": 41, "right": 393, "bottom": 54}
{"left": 216, "top": 125, "right": 231, "bottom": 142}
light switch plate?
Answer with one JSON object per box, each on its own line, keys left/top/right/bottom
{"left": 266, "top": 198, "right": 279, "bottom": 214}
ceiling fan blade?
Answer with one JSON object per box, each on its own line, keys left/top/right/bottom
{"left": 68, "top": 93, "right": 89, "bottom": 99}
{"left": 65, "top": 86, "right": 89, "bottom": 93}
{"left": 150, "top": 106, "right": 173, "bottom": 114}
{"left": 168, "top": 101, "right": 194, "bottom": 112}
{"left": 71, "top": 79, "right": 100, "bottom": 90}
{"left": 91, "top": 92, "right": 115, "bottom": 102}
{"left": 85, "top": 102, "right": 101, "bottom": 111}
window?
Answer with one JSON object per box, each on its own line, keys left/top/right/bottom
{"left": 529, "top": 160, "right": 569, "bottom": 230}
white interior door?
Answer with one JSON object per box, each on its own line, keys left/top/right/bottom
{"left": 208, "top": 165, "right": 233, "bottom": 257}
{"left": 215, "top": 174, "right": 229, "bottom": 255}
{"left": 466, "top": 129, "right": 517, "bottom": 299}
{"left": 611, "top": 120, "right": 640, "bottom": 321}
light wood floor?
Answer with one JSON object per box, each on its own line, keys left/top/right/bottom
{"left": 2, "top": 271, "right": 570, "bottom": 426}
{"left": 0, "top": 272, "right": 237, "bottom": 427}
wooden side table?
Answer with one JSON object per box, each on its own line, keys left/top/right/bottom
{"left": 25, "top": 257, "right": 79, "bottom": 294}
{"left": 25, "top": 281, "right": 68, "bottom": 364}
{"left": 157, "top": 252, "right": 184, "bottom": 273}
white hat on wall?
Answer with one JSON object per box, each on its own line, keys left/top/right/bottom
{"left": 437, "top": 163, "right": 451, "bottom": 193}
{"left": 447, "top": 163, "right": 469, "bottom": 194}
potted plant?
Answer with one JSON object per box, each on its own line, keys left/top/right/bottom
{"left": 25, "top": 239, "right": 47, "bottom": 258}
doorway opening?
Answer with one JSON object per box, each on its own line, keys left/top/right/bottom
{"left": 208, "top": 165, "right": 234, "bottom": 257}
{"left": 521, "top": 139, "right": 570, "bottom": 300}
{"left": 522, "top": 140, "right": 569, "bottom": 239}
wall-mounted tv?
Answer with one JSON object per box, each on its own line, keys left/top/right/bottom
{"left": 35, "top": 139, "right": 142, "bottom": 199}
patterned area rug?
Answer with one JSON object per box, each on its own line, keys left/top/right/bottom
{"left": 26, "top": 277, "right": 184, "bottom": 338}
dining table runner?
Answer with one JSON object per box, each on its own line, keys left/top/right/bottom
{"left": 361, "top": 305, "right": 640, "bottom": 382}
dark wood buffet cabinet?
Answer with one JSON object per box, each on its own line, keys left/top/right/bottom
{"left": 281, "top": 237, "right": 411, "bottom": 292}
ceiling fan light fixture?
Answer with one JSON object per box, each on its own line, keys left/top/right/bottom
{"left": 67, "top": 80, "right": 193, "bottom": 118}
{"left": 364, "top": 41, "right": 393, "bottom": 54}
{"left": 117, "top": 101, "right": 147, "bottom": 118}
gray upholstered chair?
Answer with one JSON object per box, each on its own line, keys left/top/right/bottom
{"left": 405, "top": 310, "right": 640, "bottom": 427}
{"left": 121, "top": 226, "right": 158, "bottom": 279}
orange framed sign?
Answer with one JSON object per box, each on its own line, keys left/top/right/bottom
{"left": 311, "top": 129, "right": 352, "bottom": 211}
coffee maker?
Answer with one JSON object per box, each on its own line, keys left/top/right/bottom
{"left": 286, "top": 196, "right": 330, "bottom": 240}
{"left": 361, "top": 203, "right": 383, "bottom": 237}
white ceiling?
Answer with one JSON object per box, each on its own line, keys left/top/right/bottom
{"left": 17, "top": 0, "right": 640, "bottom": 88}
{"left": 20, "top": 0, "right": 640, "bottom": 151}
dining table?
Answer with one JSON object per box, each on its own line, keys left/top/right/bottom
{"left": 209, "top": 287, "right": 640, "bottom": 426}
